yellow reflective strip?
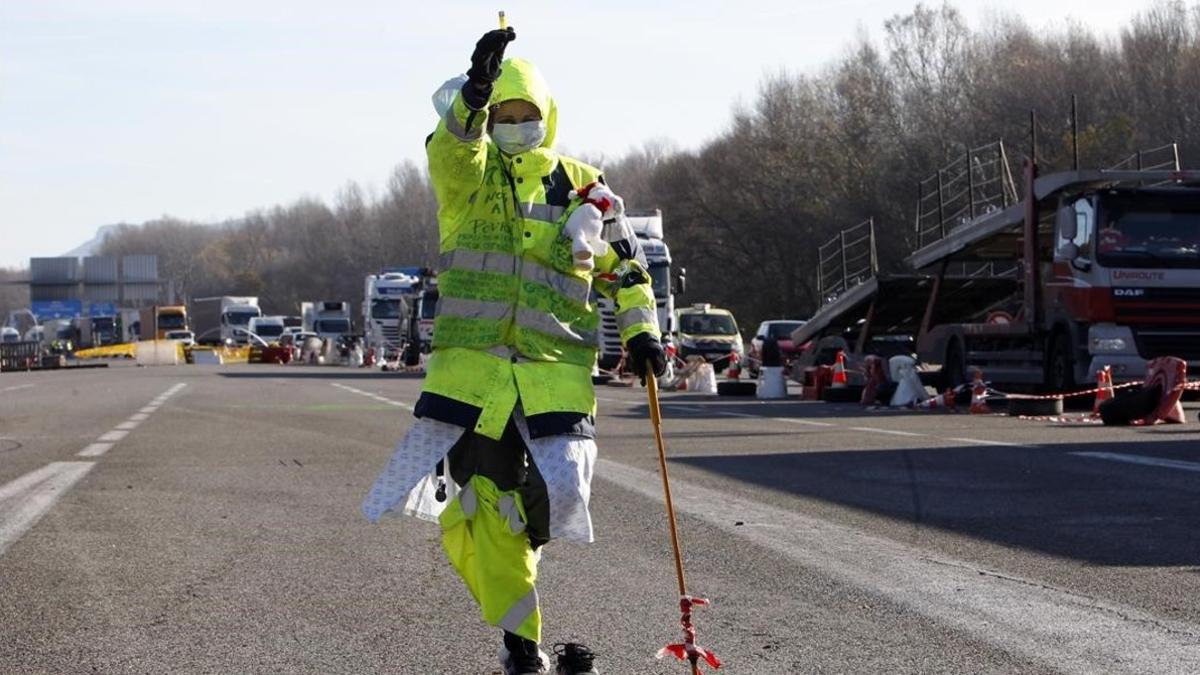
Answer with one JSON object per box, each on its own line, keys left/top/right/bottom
{"left": 437, "top": 297, "right": 513, "bottom": 321}
{"left": 617, "top": 306, "right": 658, "bottom": 333}
{"left": 441, "top": 250, "right": 518, "bottom": 275}
{"left": 515, "top": 307, "right": 596, "bottom": 345}
{"left": 520, "top": 262, "right": 590, "bottom": 306}
{"left": 522, "top": 203, "right": 565, "bottom": 222}
{"left": 498, "top": 588, "right": 540, "bottom": 634}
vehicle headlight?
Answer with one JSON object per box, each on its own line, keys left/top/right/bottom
{"left": 1090, "top": 337, "right": 1127, "bottom": 353}
{"left": 1087, "top": 325, "right": 1135, "bottom": 354}
{"left": 679, "top": 338, "right": 697, "bottom": 348}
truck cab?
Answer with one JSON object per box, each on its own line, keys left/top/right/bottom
{"left": 247, "top": 316, "right": 287, "bottom": 344}
{"left": 303, "top": 301, "right": 352, "bottom": 342}
{"left": 1048, "top": 187, "right": 1200, "bottom": 384}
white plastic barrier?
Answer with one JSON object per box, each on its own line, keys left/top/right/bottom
{"left": 756, "top": 366, "right": 788, "bottom": 399}
{"left": 135, "top": 340, "right": 180, "bottom": 367}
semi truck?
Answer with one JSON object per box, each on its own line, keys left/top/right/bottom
{"left": 363, "top": 268, "right": 437, "bottom": 363}
{"left": 595, "top": 209, "right": 684, "bottom": 371}
{"left": 138, "top": 305, "right": 189, "bottom": 341}
{"left": 191, "top": 297, "right": 259, "bottom": 345}
{"left": 794, "top": 134, "right": 1200, "bottom": 392}
{"left": 302, "top": 301, "right": 352, "bottom": 342}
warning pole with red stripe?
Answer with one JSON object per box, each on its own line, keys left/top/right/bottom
{"left": 646, "top": 370, "right": 721, "bottom": 673}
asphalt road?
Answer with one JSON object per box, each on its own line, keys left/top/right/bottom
{"left": 2, "top": 363, "right": 1199, "bottom": 674}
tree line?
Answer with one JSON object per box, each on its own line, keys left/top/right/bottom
{"left": 87, "top": 1, "right": 1200, "bottom": 330}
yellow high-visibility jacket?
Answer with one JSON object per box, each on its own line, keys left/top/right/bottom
{"left": 420, "top": 58, "right": 659, "bottom": 440}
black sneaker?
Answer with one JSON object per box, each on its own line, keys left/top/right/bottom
{"left": 554, "top": 643, "right": 599, "bottom": 675}
{"left": 500, "top": 633, "right": 549, "bottom": 675}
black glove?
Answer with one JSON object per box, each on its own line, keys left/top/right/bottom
{"left": 462, "top": 28, "right": 515, "bottom": 109}
{"left": 627, "top": 332, "right": 667, "bottom": 385}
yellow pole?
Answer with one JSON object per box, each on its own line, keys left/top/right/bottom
{"left": 646, "top": 370, "right": 702, "bottom": 675}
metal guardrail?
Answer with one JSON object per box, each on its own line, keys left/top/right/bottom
{"left": 915, "top": 141, "right": 1019, "bottom": 249}
{"left": 817, "top": 218, "right": 877, "bottom": 303}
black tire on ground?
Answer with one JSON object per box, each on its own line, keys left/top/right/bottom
{"left": 1099, "top": 385, "right": 1161, "bottom": 426}
{"left": 717, "top": 381, "right": 757, "bottom": 396}
{"left": 1006, "top": 397, "right": 1063, "bottom": 417}
{"left": 1046, "top": 331, "right": 1076, "bottom": 393}
{"left": 591, "top": 374, "right": 613, "bottom": 385}
{"left": 821, "top": 385, "right": 864, "bottom": 403}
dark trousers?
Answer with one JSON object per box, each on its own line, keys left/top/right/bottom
{"left": 447, "top": 417, "right": 552, "bottom": 550}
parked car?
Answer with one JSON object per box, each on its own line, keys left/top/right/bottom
{"left": 747, "top": 319, "right": 808, "bottom": 377}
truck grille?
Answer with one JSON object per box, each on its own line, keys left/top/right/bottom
{"left": 597, "top": 302, "right": 622, "bottom": 357}
{"left": 1134, "top": 329, "right": 1200, "bottom": 361}
{"left": 1113, "top": 287, "right": 1200, "bottom": 322}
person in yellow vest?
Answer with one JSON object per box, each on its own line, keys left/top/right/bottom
{"left": 363, "top": 26, "right": 666, "bottom": 675}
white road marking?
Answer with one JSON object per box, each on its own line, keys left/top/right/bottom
{"left": 77, "top": 443, "right": 114, "bottom": 458}
{"left": 331, "top": 383, "right": 415, "bottom": 411}
{"left": 97, "top": 430, "right": 128, "bottom": 442}
{"left": 945, "top": 437, "right": 1029, "bottom": 448}
{"left": 129, "top": 413, "right": 149, "bottom": 421}
{"left": 1071, "top": 451, "right": 1200, "bottom": 473}
{"left": 1, "top": 384, "right": 35, "bottom": 393}
{"left": 849, "top": 426, "right": 925, "bottom": 437}
{"left": 597, "top": 458, "right": 1200, "bottom": 675}
{"left": 114, "top": 421, "right": 140, "bottom": 431}
{"left": 140, "top": 407, "right": 158, "bottom": 414}
{"left": 0, "top": 461, "right": 95, "bottom": 556}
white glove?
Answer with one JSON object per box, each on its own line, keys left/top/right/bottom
{"left": 562, "top": 203, "right": 607, "bottom": 271}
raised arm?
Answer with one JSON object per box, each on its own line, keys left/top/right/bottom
{"left": 426, "top": 28, "right": 515, "bottom": 234}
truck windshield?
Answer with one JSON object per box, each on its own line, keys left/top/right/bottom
{"left": 371, "top": 299, "right": 402, "bottom": 320}
{"left": 226, "top": 311, "right": 257, "bottom": 327}
{"left": 1097, "top": 200, "right": 1200, "bottom": 269}
{"left": 255, "top": 324, "right": 284, "bottom": 338}
{"left": 158, "top": 313, "right": 187, "bottom": 330}
{"left": 648, "top": 263, "right": 671, "bottom": 299}
{"left": 680, "top": 314, "right": 738, "bottom": 336}
{"left": 316, "top": 319, "right": 351, "bottom": 334}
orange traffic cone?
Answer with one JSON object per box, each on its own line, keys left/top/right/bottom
{"left": 1093, "top": 366, "right": 1114, "bottom": 416}
{"left": 831, "top": 350, "right": 849, "bottom": 389}
{"left": 918, "top": 388, "right": 956, "bottom": 411}
{"left": 969, "top": 371, "right": 990, "bottom": 414}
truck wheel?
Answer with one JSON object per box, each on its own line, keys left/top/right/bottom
{"left": 1046, "top": 332, "right": 1076, "bottom": 393}
{"left": 942, "top": 340, "right": 967, "bottom": 390}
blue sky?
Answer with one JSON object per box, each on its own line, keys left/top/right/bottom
{"left": 1, "top": 0, "right": 1136, "bottom": 268}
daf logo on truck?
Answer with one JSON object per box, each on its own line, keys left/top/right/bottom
{"left": 1113, "top": 288, "right": 1146, "bottom": 297}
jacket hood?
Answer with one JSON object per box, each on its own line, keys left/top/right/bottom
{"left": 491, "top": 58, "right": 558, "bottom": 149}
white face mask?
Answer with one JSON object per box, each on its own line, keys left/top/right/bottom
{"left": 491, "top": 120, "right": 546, "bottom": 155}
